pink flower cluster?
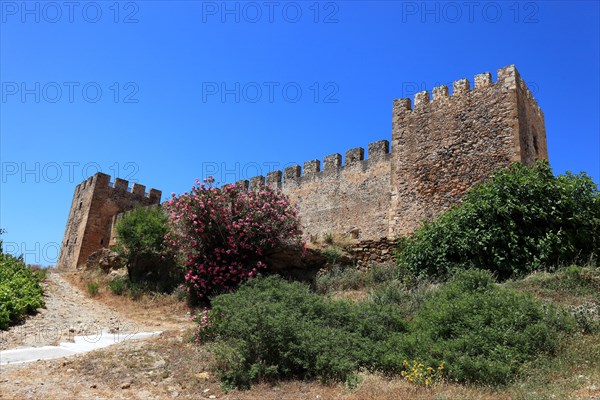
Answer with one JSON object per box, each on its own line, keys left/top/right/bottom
{"left": 193, "top": 307, "right": 214, "bottom": 343}
{"left": 164, "top": 177, "right": 303, "bottom": 300}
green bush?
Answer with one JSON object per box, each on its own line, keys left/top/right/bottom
{"left": 114, "top": 206, "right": 180, "bottom": 291}
{"left": 196, "top": 276, "right": 406, "bottom": 389}
{"left": 86, "top": 281, "right": 99, "bottom": 296}
{"left": 369, "top": 278, "right": 433, "bottom": 319}
{"left": 397, "top": 161, "right": 600, "bottom": 280}
{"left": 197, "top": 271, "right": 576, "bottom": 388}
{"left": 0, "top": 252, "right": 45, "bottom": 329}
{"left": 398, "top": 270, "right": 575, "bottom": 385}
{"left": 107, "top": 277, "right": 127, "bottom": 295}
{"left": 127, "top": 282, "right": 144, "bottom": 300}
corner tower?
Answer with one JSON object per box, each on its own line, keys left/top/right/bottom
{"left": 389, "top": 65, "right": 547, "bottom": 236}
{"left": 57, "top": 173, "right": 162, "bottom": 269}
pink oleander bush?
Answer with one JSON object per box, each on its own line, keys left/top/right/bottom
{"left": 164, "top": 177, "right": 303, "bottom": 301}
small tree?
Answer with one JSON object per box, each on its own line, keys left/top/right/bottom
{"left": 164, "top": 177, "right": 303, "bottom": 301}
{"left": 114, "top": 206, "right": 178, "bottom": 291}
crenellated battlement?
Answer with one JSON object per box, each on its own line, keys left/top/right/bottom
{"left": 227, "top": 66, "right": 547, "bottom": 242}
{"left": 244, "top": 139, "right": 391, "bottom": 191}
{"left": 238, "top": 140, "right": 393, "bottom": 241}
{"left": 73, "top": 173, "right": 162, "bottom": 203}
{"left": 393, "top": 65, "right": 543, "bottom": 119}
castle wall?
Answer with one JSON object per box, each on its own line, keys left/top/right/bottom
{"left": 389, "top": 65, "right": 547, "bottom": 236}
{"left": 245, "top": 140, "right": 392, "bottom": 241}
{"left": 57, "top": 173, "right": 162, "bottom": 269}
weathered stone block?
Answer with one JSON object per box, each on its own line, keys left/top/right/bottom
{"left": 393, "top": 98, "right": 411, "bottom": 111}
{"left": 474, "top": 72, "right": 492, "bottom": 88}
{"left": 304, "top": 160, "right": 320, "bottom": 175}
{"left": 345, "top": 148, "right": 364, "bottom": 165}
{"left": 284, "top": 165, "right": 301, "bottom": 181}
{"left": 414, "top": 91, "right": 430, "bottom": 107}
{"left": 452, "top": 78, "right": 470, "bottom": 94}
{"left": 266, "top": 170, "right": 282, "bottom": 189}
{"left": 323, "top": 154, "right": 342, "bottom": 171}
{"left": 432, "top": 85, "right": 449, "bottom": 101}
{"left": 368, "top": 140, "right": 389, "bottom": 160}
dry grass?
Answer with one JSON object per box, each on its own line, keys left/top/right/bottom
{"left": 62, "top": 270, "right": 193, "bottom": 331}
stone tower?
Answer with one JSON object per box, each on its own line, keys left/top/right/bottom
{"left": 388, "top": 64, "right": 546, "bottom": 236}
{"left": 57, "top": 173, "right": 162, "bottom": 269}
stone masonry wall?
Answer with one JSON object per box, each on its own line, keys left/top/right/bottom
{"left": 349, "top": 238, "right": 396, "bottom": 267}
{"left": 57, "top": 173, "right": 161, "bottom": 269}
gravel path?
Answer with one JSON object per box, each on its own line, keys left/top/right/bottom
{"left": 0, "top": 271, "right": 138, "bottom": 351}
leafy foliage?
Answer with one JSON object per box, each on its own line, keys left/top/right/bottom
{"left": 0, "top": 250, "right": 45, "bottom": 330}
{"left": 164, "top": 178, "right": 303, "bottom": 301}
{"left": 114, "top": 205, "right": 179, "bottom": 291}
{"left": 86, "top": 281, "right": 100, "bottom": 296}
{"left": 397, "top": 270, "right": 575, "bottom": 385}
{"left": 195, "top": 276, "right": 406, "bottom": 389}
{"left": 397, "top": 161, "right": 600, "bottom": 279}
{"left": 107, "top": 277, "right": 127, "bottom": 295}
{"left": 194, "top": 271, "right": 572, "bottom": 388}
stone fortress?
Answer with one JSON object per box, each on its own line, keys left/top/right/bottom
{"left": 58, "top": 65, "right": 547, "bottom": 269}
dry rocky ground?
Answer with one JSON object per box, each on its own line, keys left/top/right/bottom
{"left": 1, "top": 270, "right": 599, "bottom": 400}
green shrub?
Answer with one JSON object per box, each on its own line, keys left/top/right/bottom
{"left": 398, "top": 270, "right": 575, "bottom": 385}
{"left": 114, "top": 206, "right": 180, "bottom": 292}
{"left": 107, "top": 277, "right": 127, "bottom": 295}
{"left": 0, "top": 253, "right": 45, "bottom": 330}
{"left": 195, "top": 271, "right": 577, "bottom": 388}
{"left": 397, "top": 161, "right": 600, "bottom": 280}
{"left": 568, "top": 301, "right": 599, "bottom": 333}
{"left": 321, "top": 247, "right": 342, "bottom": 264}
{"left": 86, "top": 281, "right": 100, "bottom": 296}
{"left": 197, "top": 276, "right": 406, "bottom": 389}
{"left": 369, "top": 278, "right": 433, "bottom": 319}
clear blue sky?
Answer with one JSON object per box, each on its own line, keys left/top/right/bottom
{"left": 1, "top": 1, "right": 598, "bottom": 265}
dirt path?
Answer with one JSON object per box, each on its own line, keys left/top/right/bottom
{"left": 0, "top": 271, "right": 140, "bottom": 351}
{"left": 0, "top": 270, "right": 197, "bottom": 399}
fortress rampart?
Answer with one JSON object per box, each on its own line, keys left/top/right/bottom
{"left": 58, "top": 65, "right": 546, "bottom": 268}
